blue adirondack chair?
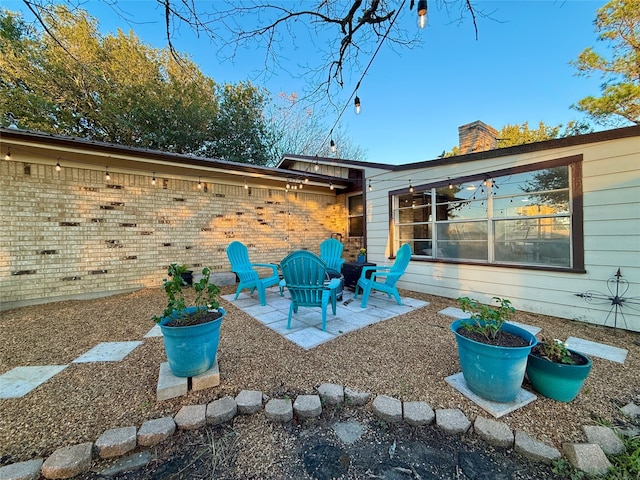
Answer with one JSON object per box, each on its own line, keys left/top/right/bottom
{"left": 280, "top": 250, "right": 341, "bottom": 331}
{"left": 319, "top": 238, "right": 345, "bottom": 272}
{"left": 226, "top": 241, "right": 281, "bottom": 306}
{"left": 354, "top": 244, "right": 412, "bottom": 308}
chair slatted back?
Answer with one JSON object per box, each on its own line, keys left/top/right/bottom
{"left": 281, "top": 251, "right": 328, "bottom": 307}
{"left": 226, "top": 241, "right": 258, "bottom": 282}
{"left": 319, "top": 238, "right": 344, "bottom": 272}
{"left": 385, "top": 244, "right": 412, "bottom": 286}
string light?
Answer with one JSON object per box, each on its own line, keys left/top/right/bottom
{"left": 152, "top": 173, "right": 156, "bottom": 186}
{"left": 197, "top": 176, "right": 202, "bottom": 189}
{"left": 4, "top": 148, "right": 11, "bottom": 161}
{"left": 286, "top": 179, "right": 291, "bottom": 190}
{"left": 354, "top": 95, "right": 361, "bottom": 115}
{"left": 329, "top": 182, "right": 334, "bottom": 190}
{"left": 409, "top": 181, "right": 414, "bottom": 193}
{"left": 304, "top": 176, "right": 309, "bottom": 184}
{"left": 105, "top": 166, "right": 110, "bottom": 181}
{"left": 314, "top": 158, "right": 319, "bottom": 172}
{"left": 55, "top": 159, "right": 61, "bottom": 172}
{"left": 417, "top": 0, "right": 428, "bottom": 29}
{"left": 369, "top": 179, "right": 372, "bottom": 192}
{"left": 244, "top": 179, "right": 249, "bottom": 190}
{"left": 330, "top": 139, "right": 336, "bottom": 153}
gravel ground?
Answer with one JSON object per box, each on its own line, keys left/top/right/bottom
{"left": 1, "top": 286, "right": 639, "bottom": 474}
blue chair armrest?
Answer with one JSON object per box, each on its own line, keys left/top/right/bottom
{"left": 359, "top": 265, "right": 390, "bottom": 279}
{"left": 252, "top": 263, "right": 279, "bottom": 274}
{"left": 325, "top": 278, "right": 341, "bottom": 290}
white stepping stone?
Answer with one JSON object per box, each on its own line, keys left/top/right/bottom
{"left": 144, "top": 325, "right": 163, "bottom": 337}
{"left": 565, "top": 337, "right": 627, "bottom": 364}
{"left": 438, "top": 307, "right": 467, "bottom": 319}
{"left": 445, "top": 372, "right": 537, "bottom": 418}
{"left": 73, "top": 341, "right": 143, "bottom": 363}
{"left": 0, "top": 365, "right": 68, "bottom": 398}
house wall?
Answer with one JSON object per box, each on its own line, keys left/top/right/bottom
{"left": 363, "top": 135, "right": 640, "bottom": 331}
{"left": 0, "top": 155, "right": 349, "bottom": 309}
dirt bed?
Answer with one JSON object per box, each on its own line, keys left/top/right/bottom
{"left": 1, "top": 287, "right": 639, "bottom": 476}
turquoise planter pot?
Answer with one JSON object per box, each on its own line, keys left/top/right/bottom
{"left": 451, "top": 319, "right": 537, "bottom": 403}
{"left": 160, "top": 306, "right": 225, "bottom": 377}
{"left": 526, "top": 349, "right": 592, "bottom": 402}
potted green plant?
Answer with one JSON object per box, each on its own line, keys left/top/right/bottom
{"left": 357, "top": 248, "right": 366, "bottom": 263}
{"left": 450, "top": 296, "right": 537, "bottom": 403}
{"left": 153, "top": 263, "right": 225, "bottom": 377}
{"left": 526, "top": 338, "right": 592, "bottom": 402}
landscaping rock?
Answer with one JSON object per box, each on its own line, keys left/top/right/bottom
{"left": 138, "top": 417, "right": 176, "bottom": 446}
{"left": 0, "top": 458, "right": 43, "bottom": 480}
{"left": 403, "top": 401, "right": 434, "bottom": 426}
{"left": 95, "top": 426, "right": 137, "bottom": 459}
{"left": 435, "top": 409, "right": 471, "bottom": 435}
{"left": 582, "top": 425, "right": 625, "bottom": 455}
{"left": 294, "top": 394, "right": 322, "bottom": 419}
{"left": 174, "top": 404, "right": 206, "bottom": 430}
{"left": 41, "top": 442, "right": 93, "bottom": 479}
{"left": 344, "top": 387, "right": 371, "bottom": 406}
{"left": 372, "top": 395, "right": 402, "bottom": 424}
{"left": 317, "top": 383, "right": 344, "bottom": 405}
{"left": 235, "top": 390, "right": 263, "bottom": 414}
{"left": 563, "top": 443, "right": 612, "bottom": 475}
{"left": 264, "top": 398, "right": 293, "bottom": 422}
{"left": 206, "top": 396, "right": 237, "bottom": 425}
{"left": 620, "top": 402, "right": 640, "bottom": 418}
{"left": 514, "top": 431, "right": 561, "bottom": 464}
{"left": 474, "top": 416, "right": 514, "bottom": 448}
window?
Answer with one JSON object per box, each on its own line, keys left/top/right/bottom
{"left": 348, "top": 194, "right": 364, "bottom": 237}
{"left": 392, "top": 160, "right": 581, "bottom": 269}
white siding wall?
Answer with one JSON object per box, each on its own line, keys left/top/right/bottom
{"left": 362, "top": 136, "right": 640, "bottom": 331}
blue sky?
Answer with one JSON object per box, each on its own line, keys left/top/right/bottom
{"left": 6, "top": 1, "right": 608, "bottom": 164}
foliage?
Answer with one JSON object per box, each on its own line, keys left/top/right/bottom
{"left": 359, "top": 248, "right": 367, "bottom": 255}
{"left": 570, "top": 0, "right": 640, "bottom": 127}
{"left": 607, "top": 432, "right": 640, "bottom": 478}
{"left": 441, "top": 120, "right": 593, "bottom": 158}
{"left": 551, "top": 459, "right": 586, "bottom": 480}
{"left": 0, "top": 6, "right": 273, "bottom": 165}
{"left": 533, "top": 338, "right": 575, "bottom": 365}
{"left": 265, "top": 92, "right": 367, "bottom": 161}
{"left": 152, "top": 264, "right": 220, "bottom": 324}
{"left": 457, "top": 296, "right": 515, "bottom": 341}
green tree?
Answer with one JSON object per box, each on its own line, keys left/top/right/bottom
{"left": 0, "top": 6, "right": 273, "bottom": 165}
{"left": 441, "top": 120, "right": 592, "bottom": 157}
{"left": 570, "top": 0, "right": 640, "bottom": 127}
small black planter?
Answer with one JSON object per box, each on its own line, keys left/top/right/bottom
{"left": 180, "top": 270, "right": 193, "bottom": 286}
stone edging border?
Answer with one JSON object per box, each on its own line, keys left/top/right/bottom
{"left": 2, "top": 382, "right": 638, "bottom": 479}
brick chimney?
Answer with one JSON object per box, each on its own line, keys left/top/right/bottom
{"left": 458, "top": 121, "right": 498, "bottom": 154}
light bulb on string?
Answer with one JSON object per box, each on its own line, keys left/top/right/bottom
{"left": 417, "top": 0, "right": 428, "bottom": 29}
{"left": 152, "top": 173, "right": 156, "bottom": 186}
{"left": 409, "top": 181, "right": 414, "bottom": 193}
{"left": 304, "top": 176, "right": 309, "bottom": 184}
{"left": 329, "top": 182, "right": 334, "bottom": 191}
{"left": 354, "top": 95, "right": 361, "bottom": 115}
{"left": 105, "top": 166, "right": 110, "bottom": 181}
{"left": 330, "top": 139, "right": 336, "bottom": 153}
{"left": 4, "top": 148, "right": 11, "bottom": 161}
{"left": 197, "top": 177, "right": 202, "bottom": 189}
{"left": 55, "top": 159, "right": 61, "bottom": 172}
{"left": 286, "top": 179, "right": 290, "bottom": 190}
{"left": 368, "top": 180, "right": 372, "bottom": 192}
{"left": 314, "top": 159, "right": 319, "bottom": 172}
{"left": 244, "top": 179, "right": 249, "bottom": 190}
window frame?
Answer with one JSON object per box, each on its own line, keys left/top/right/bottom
{"left": 347, "top": 192, "right": 364, "bottom": 238}
{"left": 388, "top": 155, "right": 584, "bottom": 272}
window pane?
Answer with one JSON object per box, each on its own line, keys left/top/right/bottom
{"left": 436, "top": 222, "right": 488, "bottom": 261}
{"left": 493, "top": 193, "right": 570, "bottom": 217}
{"left": 494, "top": 218, "right": 570, "bottom": 266}
{"left": 349, "top": 216, "right": 363, "bottom": 237}
{"left": 348, "top": 195, "right": 363, "bottom": 215}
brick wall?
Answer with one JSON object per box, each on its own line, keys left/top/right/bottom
{"left": 0, "top": 160, "right": 349, "bottom": 308}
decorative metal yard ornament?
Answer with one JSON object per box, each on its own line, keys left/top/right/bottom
{"left": 574, "top": 268, "right": 640, "bottom": 331}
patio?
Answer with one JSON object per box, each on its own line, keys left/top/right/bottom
{"left": 0, "top": 285, "right": 638, "bottom": 472}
